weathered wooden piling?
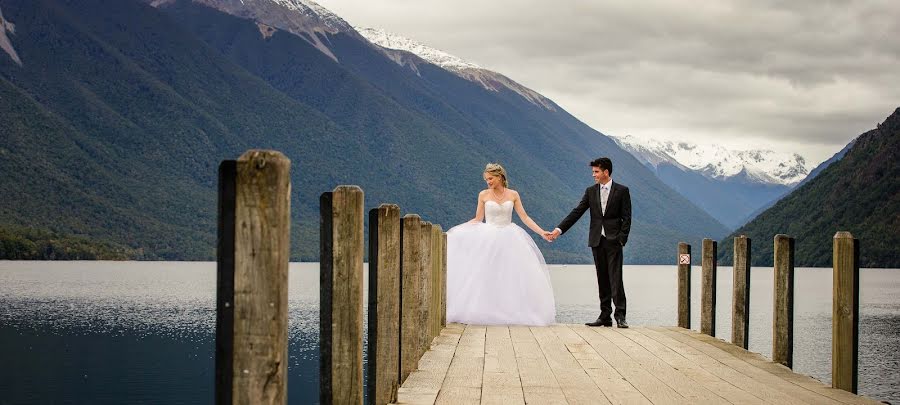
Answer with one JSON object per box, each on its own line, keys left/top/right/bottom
{"left": 441, "top": 232, "right": 448, "bottom": 328}
{"left": 400, "top": 214, "right": 423, "bottom": 384}
{"left": 773, "top": 234, "right": 795, "bottom": 368}
{"left": 367, "top": 204, "right": 401, "bottom": 405}
{"left": 319, "top": 186, "right": 365, "bottom": 405}
{"left": 677, "top": 242, "right": 691, "bottom": 329}
{"left": 418, "top": 222, "right": 434, "bottom": 358}
{"left": 216, "top": 151, "right": 291, "bottom": 405}
{"left": 701, "top": 239, "right": 717, "bottom": 336}
{"left": 732, "top": 235, "right": 751, "bottom": 349}
{"left": 832, "top": 231, "right": 859, "bottom": 393}
{"left": 430, "top": 224, "right": 443, "bottom": 340}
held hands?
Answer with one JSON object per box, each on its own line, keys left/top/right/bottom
{"left": 541, "top": 229, "right": 561, "bottom": 242}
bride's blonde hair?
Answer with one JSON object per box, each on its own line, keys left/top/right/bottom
{"left": 484, "top": 163, "right": 509, "bottom": 187}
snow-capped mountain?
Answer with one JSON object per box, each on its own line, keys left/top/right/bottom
{"left": 612, "top": 135, "right": 811, "bottom": 186}
{"left": 357, "top": 27, "right": 556, "bottom": 110}
{"left": 610, "top": 136, "right": 818, "bottom": 229}
{"left": 357, "top": 27, "right": 481, "bottom": 71}
{"left": 150, "top": 0, "right": 357, "bottom": 61}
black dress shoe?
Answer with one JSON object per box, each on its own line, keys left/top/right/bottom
{"left": 616, "top": 319, "right": 629, "bottom": 329}
{"left": 585, "top": 318, "right": 613, "bottom": 327}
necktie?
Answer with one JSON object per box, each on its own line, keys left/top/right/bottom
{"left": 601, "top": 185, "right": 609, "bottom": 215}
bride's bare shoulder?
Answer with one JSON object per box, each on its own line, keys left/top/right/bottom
{"left": 509, "top": 189, "right": 521, "bottom": 198}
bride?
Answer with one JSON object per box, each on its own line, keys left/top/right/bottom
{"left": 446, "top": 163, "right": 556, "bottom": 326}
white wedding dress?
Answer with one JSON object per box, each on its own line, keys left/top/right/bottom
{"left": 446, "top": 200, "right": 556, "bottom": 326}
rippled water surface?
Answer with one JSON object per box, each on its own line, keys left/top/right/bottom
{"left": 1, "top": 262, "right": 898, "bottom": 403}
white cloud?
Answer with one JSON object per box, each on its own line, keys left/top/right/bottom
{"left": 315, "top": 0, "right": 900, "bottom": 165}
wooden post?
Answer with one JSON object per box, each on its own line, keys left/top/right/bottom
{"left": 367, "top": 204, "right": 401, "bottom": 405}
{"left": 677, "top": 242, "right": 691, "bottom": 329}
{"left": 773, "top": 234, "right": 795, "bottom": 368}
{"left": 431, "top": 224, "right": 442, "bottom": 340}
{"left": 418, "top": 221, "right": 434, "bottom": 357}
{"left": 216, "top": 151, "right": 291, "bottom": 405}
{"left": 701, "top": 239, "right": 717, "bottom": 336}
{"left": 832, "top": 231, "right": 859, "bottom": 393}
{"left": 399, "top": 214, "right": 422, "bottom": 384}
{"left": 320, "top": 186, "right": 365, "bottom": 404}
{"left": 732, "top": 235, "right": 751, "bottom": 349}
{"left": 441, "top": 232, "right": 448, "bottom": 328}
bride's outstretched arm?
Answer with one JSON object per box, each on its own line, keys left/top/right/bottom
{"left": 512, "top": 191, "right": 546, "bottom": 235}
{"left": 469, "top": 191, "right": 486, "bottom": 223}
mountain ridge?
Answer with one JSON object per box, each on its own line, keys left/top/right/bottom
{"left": 717, "top": 107, "right": 899, "bottom": 268}
{"left": 612, "top": 135, "right": 811, "bottom": 186}
{"left": 356, "top": 27, "right": 557, "bottom": 111}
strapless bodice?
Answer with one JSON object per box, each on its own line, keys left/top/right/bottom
{"left": 485, "top": 200, "right": 513, "bottom": 226}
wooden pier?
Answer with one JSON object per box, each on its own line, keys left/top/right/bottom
{"left": 213, "top": 150, "right": 879, "bottom": 404}
{"left": 396, "top": 324, "right": 880, "bottom": 404}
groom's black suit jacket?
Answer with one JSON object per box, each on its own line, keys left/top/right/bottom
{"left": 557, "top": 181, "right": 632, "bottom": 248}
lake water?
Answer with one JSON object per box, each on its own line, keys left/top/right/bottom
{"left": 1, "top": 261, "right": 898, "bottom": 403}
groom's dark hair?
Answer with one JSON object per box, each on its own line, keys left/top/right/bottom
{"left": 590, "top": 157, "right": 613, "bottom": 175}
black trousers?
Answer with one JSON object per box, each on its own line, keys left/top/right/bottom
{"left": 591, "top": 237, "right": 626, "bottom": 322}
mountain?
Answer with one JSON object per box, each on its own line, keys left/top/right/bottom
{"left": 717, "top": 108, "right": 900, "bottom": 268}
{"left": 613, "top": 136, "right": 810, "bottom": 185}
{"left": 0, "top": 0, "right": 727, "bottom": 263}
{"left": 744, "top": 138, "right": 857, "bottom": 223}
{"left": 799, "top": 138, "right": 856, "bottom": 189}
{"left": 356, "top": 27, "right": 557, "bottom": 111}
{"left": 612, "top": 136, "right": 811, "bottom": 229}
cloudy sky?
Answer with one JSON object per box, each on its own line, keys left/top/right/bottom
{"left": 315, "top": 0, "right": 899, "bottom": 165}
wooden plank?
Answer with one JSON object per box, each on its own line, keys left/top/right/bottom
{"left": 222, "top": 151, "right": 290, "bottom": 405}
{"left": 554, "top": 325, "right": 650, "bottom": 405}
{"left": 427, "top": 324, "right": 484, "bottom": 405}
{"left": 435, "top": 387, "right": 481, "bottom": 405}
{"left": 436, "top": 325, "right": 485, "bottom": 404}
{"left": 732, "top": 235, "right": 751, "bottom": 349}
{"left": 627, "top": 327, "right": 765, "bottom": 404}
{"left": 701, "top": 238, "right": 717, "bottom": 336}
{"left": 482, "top": 326, "right": 523, "bottom": 404}
{"left": 531, "top": 326, "right": 610, "bottom": 405}
{"left": 577, "top": 326, "right": 688, "bottom": 404}
{"left": 662, "top": 327, "right": 846, "bottom": 405}
{"left": 484, "top": 326, "right": 519, "bottom": 374}
{"left": 481, "top": 372, "right": 524, "bottom": 405}
{"left": 397, "top": 325, "right": 464, "bottom": 405}
{"left": 320, "top": 185, "right": 363, "bottom": 405}
{"left": 677, "top": 242, "right": 691, "bottom": 329}
{"left": 832, "top": 231, "right": 859, "bottom": 393}
{"left": 682, "top": 327, "right": 881, "bottom": 405}
{"left": 773, "top": 234, "right": 794, "bottom": 368}
{"left": 508, "top": 326, "right": 568, "bottom": 404}
{"left": 400, "top": 215, "right": 423, "bottom": 384}
{"left": 367, "top": 204, "right": 401, "bottom": 405}
{"left": 644, "top": 327, "right": 809, "bottom": 405}
{"left": 602, "top": 327, "right": 726, "bottom": 403}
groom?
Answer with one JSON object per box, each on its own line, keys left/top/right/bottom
{"left": 548, "top": 157, "right": 632, "bottom": 328}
